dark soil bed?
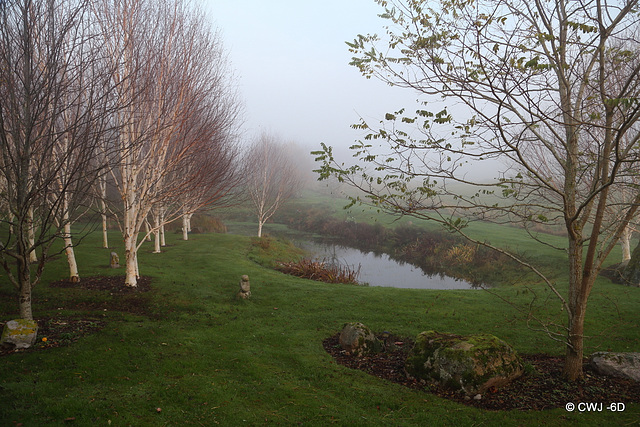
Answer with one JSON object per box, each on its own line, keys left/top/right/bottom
{"left": 323, "top": 333, "right": 640, "bottom": 411}
{"left": 1, "top": 276, "right": 152, "bottom": 356}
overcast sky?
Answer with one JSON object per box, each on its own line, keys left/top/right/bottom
{"left": 203, "top": 0, "right": 420, "bottom": 161}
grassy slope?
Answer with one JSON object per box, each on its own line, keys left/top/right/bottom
{"left": 0, "top": 228, "right": 638, "bottom": 425}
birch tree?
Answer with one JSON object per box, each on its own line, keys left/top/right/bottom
{"left": 0, "top": 0, "right": 110, "bottom": 319}
{"left": 93, "top": 0, "right": 241, "bottom": 286}
{"left": 315, "top": 0, "right": 640, "bottom": 380}
{"left": 246, "top": 133, "right": 302, "bottom": 238}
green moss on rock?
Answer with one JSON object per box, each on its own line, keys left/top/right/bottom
{"left": 1, "top": 319, "right": 38, "bottom": 349}
{"left": 338, "top": 322, "right": 382, "bottom": 356}
{"left": 405, "top": 330, "right": 523, "bottom": 395}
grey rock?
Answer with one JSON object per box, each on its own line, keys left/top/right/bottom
{"left": 338, "top": 322, "right": 382, "bottom": 356}
{"left": 589, "top": 352, "right": 640, "bottom": 382}
{"left": 1, "top": 319, "right": 38, "bottom": 349}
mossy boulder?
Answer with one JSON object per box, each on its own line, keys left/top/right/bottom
{"left": 405, "top": 331, "right": 523, "bottom": 395}
{"left": 1, "top": 319, "right": 38, "bottom": 349}
{"left": 338, "top": 322, "right": 382, "bottom": 356}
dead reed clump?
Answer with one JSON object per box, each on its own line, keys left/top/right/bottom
{"left": 277, "top": 258, "right": 362, "bottom": 284}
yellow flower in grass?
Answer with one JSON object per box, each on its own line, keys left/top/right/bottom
{"left": 42, "top": 337, "right": 47, "bottom": 342}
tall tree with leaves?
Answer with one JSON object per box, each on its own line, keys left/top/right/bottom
{"left": 315, "top": 0, "right": 640, "bottom": 380}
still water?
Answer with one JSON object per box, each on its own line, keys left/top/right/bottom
{"left": 297, "top": 240, "right": 479, "bottom": 290}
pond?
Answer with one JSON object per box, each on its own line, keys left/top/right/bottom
{"left": 296, "top": 239, "right": 480, "bottom": 290}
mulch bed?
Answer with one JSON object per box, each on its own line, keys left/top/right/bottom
{"left": 323, "top": 333, "right": 640, "bottom": 411}
{"left": 1, "top": 276, "right": 152, "bottom": 356}
{"left": 49, "top": 275, "right": 152, "bottom": 294}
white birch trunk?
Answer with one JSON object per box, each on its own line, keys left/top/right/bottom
{"left": 145, "top": 219, "right": 152, "bottom": 241}
{"left": 153, "top": 212, "right": 161, "bottom": 253}
{"left": 123, "top": 181, "right": 139, "bottom": 287}
{"left": 124, "top": 237, "right": 138, "bottom": 287}
{"left": 63, "top": 221, "right": 80, "bottom": 282}
{"left": 182, "top": 214, "right": 189, "bottom": 240}
{"left": 101, "top": 210, "right": 109, "bottom": 249}
{"left": 621, "top": 226, "right": 632, "bottom": 262}
{"left": 99, "top": 176, "right": 109, "bottom": 248}
{"left": 27, "top": 207, "right": 37, "bottom": 263}
{"left": 160, "top": 207, "right": 166, "bottom": 247}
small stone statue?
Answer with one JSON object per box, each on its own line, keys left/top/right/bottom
{"left": 110, "top": 252, "right": 120, "bottom": 268}
{"left": 237, "top": 275, "right": 251, "bottom": 299}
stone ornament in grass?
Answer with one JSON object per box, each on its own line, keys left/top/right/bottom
{"left": 405, "top": 330, "right": 524, "bottom": 396}
{"left": 1, "top": 319, "right": 38, "bottom": 349}
{"left": 237, "top": 275, "right": 251, "bottom": 299}
{"left": 110, "top": 252, "right": 120, "bottom": 268}
{"left": 589, "top": 352, "right": 640, "bottom": 382}
{"left": 339, "top": 322, "right": 382, "bottom": 356}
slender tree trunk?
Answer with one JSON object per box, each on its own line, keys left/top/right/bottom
{"left": 100, "top": 176, "right": 109, "bottom": 248}
{"left": 159, "top": 207, "right": 166, "bottom": 247}
{"left": 123, "top": 182, "right": 139, "bottom": 287}
{"left": 565, "top": 293, "right": 587, "bottom": 381}
{"left": 145, "top": 219, "right": 152, "bottom": 241}
{"left": 621, "top": 226, "right": 632, "bottom": 262}
{"left": 63, "top": 221, "right": 80, "bottom": 283}
{"left": 152, "top": 212, "right": 161, "bottom": 253}
{"left": 124, "top": 232, "right": 139, "bottom": 287}
{"left": 18, "top": 258, "right": 33, "bottom": 320}
{"left": 17, "top": 225, "right": 33, "bottom": 319}
{"left": 27, "top": 207, "right": 37, "bottom": 263}
{"left": 258, "top": 220, "right": 264, "bottom": 238}
{"left": 101, "top": 209, "right": 109, "bottom": 249}
{"left": 182, "top": 214, "right": 189, "bottom": 240}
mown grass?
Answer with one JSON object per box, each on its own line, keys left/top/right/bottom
{"left": 1, "top": 226, "right": 639, "bottom": 425}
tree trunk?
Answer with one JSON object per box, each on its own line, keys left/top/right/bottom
{"left": 182, "top": 214, "right": 189, "bottom": 241}
{"left": 27, "top": 207, "right": 37, "bottom": 263}
{"left": 124, "top": 233, "right": 138, "bottom": 287}
{"left": 620, "top": 226, "right": 632, "bottom": 262}
{"left": 564, "top": 231, "right": 585, "bottom": 380}
{"left": 99, "top": 176, "right": 109, "bottom": 248}
{"left": 100, "top": 197, "right": 109, "bottom": 249}
{"left": 159, "top": 207, "right": 166, "bottom": 247}
{"left": 152, "top": 212, "right": 161, "bottom": 253}
{"left": 18, "top": 256, "right": 33, "bottom": 320}
{"left": 257, "top": 220, "right": 264, "bottom": 238}
{"left": 144, "top": 219, "right": 152, "bottom": 241}
{"left": 564, "top": 300, "right": 586, "bottom": 381}
{"left": 63, "top": 221, "right": 80, "bottom": 283}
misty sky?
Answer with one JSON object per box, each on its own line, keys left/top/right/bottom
{"left": 203, "top": 0, "right": 420, "bottom": 161}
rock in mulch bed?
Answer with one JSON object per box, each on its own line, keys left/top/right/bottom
{"left": 1, "top": 276, "right": 154, "bottom": 356}
{"left": 1, "top": 317, "right": 106, "bottom": 356}
{"left": 323, "top": 333, "right": 640, "bottom": 411}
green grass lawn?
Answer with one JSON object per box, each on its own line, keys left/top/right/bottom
{"left": 1, "top": 227, "right": 639, "bottom": 425}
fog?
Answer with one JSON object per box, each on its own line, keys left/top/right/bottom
{"left": 204, "top": 0, "right": 501, "bottom": 183}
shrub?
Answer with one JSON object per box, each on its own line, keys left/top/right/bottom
{"left": 276, "top": 258, "right": 361, "bottom": 285}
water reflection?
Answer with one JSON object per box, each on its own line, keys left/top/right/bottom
{"left": 297, "top": 240, "right": 479, "bottom": 290}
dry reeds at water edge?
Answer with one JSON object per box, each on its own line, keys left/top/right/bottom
{"left": 276, "top": 258, "right": 362, "bottom": 285}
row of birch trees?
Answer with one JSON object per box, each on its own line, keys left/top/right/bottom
{"left": 0, "top": 0, "right": 242, "bottom": 319}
